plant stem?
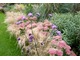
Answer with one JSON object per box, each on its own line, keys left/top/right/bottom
{"left": 30, "top": 20, "right": 39, "bottom": 56}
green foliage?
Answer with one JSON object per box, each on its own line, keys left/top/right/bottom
{"left": 3, "top": 4, "right": 14, "bottom": 12}
{"left": 24, "top": 4, "right": 33, "bottom": 14}
{"left": 33, "top": 4, "right": 54, "bottom": 19}
{"left": 58, "top": 4, "right": 74, "bottom": 13}
{"left": 2, "top": 3, "right": 80, "bottom": 14}
{"left": 20, "top": 29, "right": 25, "bottom": 35}
{"left": 51, "top": 12, "right": 80, "bottom": 55}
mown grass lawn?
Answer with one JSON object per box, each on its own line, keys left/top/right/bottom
{"left": 0, "top": 12, "right": 21, "bottom": 56}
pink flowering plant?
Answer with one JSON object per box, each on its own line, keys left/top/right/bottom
{"left": 5, "top": 11, "right": 76, "bottom": 56}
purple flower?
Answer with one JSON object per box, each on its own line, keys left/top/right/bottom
{"left": 29, "top": 35, "right": 34, "bottom": 39}
{"left": 41, "top": 42, "right": 44, "bottom": 45}
{"left": 36, "top": 13, "right": 40, "bottom": 17}
{"left": 16, "top": 21, "right": 22, "bottom": 25}
{"left": 29, "top": 39, "right": 33, "bottom": 42}
{"left": 19, "top": 21, "right": 22, "bottom": 23}
{"left": 48, "top": 14, "right": 52, "bottom": 17}
{"left": 29, "top": 35, "right": 34, "bottom": 42}
{"left": 28, "top": 13, "right": 33, "bottom": 17}
{"left": 56, "top": 30, "right": 61, "bottom": 36}
{"left": 22, "top": 16, "right": 26, "bottom": 20}
{"left": 17, "top": 38, "right": 20, "bottom": 41}
{"left": 16, "top": 22, "right": 20, "bottom": 25}
{"left": 51, "top": 24, "right": 57, "bottom": 29}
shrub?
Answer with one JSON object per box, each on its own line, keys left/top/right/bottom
{"left": 51, "top": 12, "right": 80, "bottom": 55}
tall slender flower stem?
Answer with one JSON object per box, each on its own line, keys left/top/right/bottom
{"left": 30, "top": 20, "right": 39, "bottom": 56}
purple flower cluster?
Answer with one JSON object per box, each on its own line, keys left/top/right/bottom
{"left": 28, "top": 13, "right": 33, "bottom": 17}
{"left": 29, "top": 33, "right": 34, "bottom": 42}
{"left": 56, "top": 30, "right": 61, "bottom": 36}
{"left": 16, "top": 21, "right": 22, "bottom": 25}
{"left": 22, "top": 16, "right": 26, "bottom": 20}
{"left": 41, "top": 42, "right": 44, "bottom": 45}
{"left": 51, "top": 24, "right": 57, "bottom": 30}
{"left": 17, "top": 37, "right": 20, "bottom": 41}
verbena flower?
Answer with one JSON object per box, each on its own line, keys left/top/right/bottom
{"left": 17, "top": 37, "right": 20, "bottom": 41}
{"left": 56, "top": 30, "right": 61, "bottom": 36}
{"left": 16, "top": 21, "right": 22, "bottom": 25}
{"left": 29, "top": 34, "right": 34, "bottom": 42}
{"left": 22, "top": 16, "right": 26, "bottom": 20}
{"left": 28, "top": 13, "right": 33, "bottom": 17}
{"left": 41, "top": 42, "right": 44, "bottom": 45}
{"left": 36, "top": 13, "right": 40, "bottom": 17}
{"left": 51, "top": 24, "right": 57, "bottom": 30}
{"left": 48, "top": 14, "right": 52, "bottom": 17}
{"left": 16, "top": 22, "right": 20, "bottom": 25}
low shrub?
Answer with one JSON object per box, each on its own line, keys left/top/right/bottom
{"left": 51, "top": 12, "right": 80, "bottom": 55}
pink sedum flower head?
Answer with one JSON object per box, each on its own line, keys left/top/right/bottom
{"left": 32, "top": 23, "right": 37, "bottom": 27}
{"left": 37, "top": 24, "right": 44, "bottom": 31}
{"left": 27, "top": 24, "right": 32, "bottom": 29}
{"left": 43, "top": 26, "right": 49, "bottom": 30}
{"left": 19, "top": 23, "right": 25, "bottom": 29}
{"left": 48, "top": 48, "right": 57, "bottom": 56}
{"left": 42, "top": 31, "right": 48, "bottom": 36}
{"left": 53, "top": 36, "right": 62, "bottom": 40}
{"left": 32, "top": 16, "right": 37, "bottom": 21}
{"left": 25, "top": 17, "right": 28, "bottom": 20}
{"left": 25, "top": 21, "right": 31, "bottom": 26}
{"left": 66, "top": 49, "right": 71, "bottom": 55}
{"left": 70, "top": 51, "right": 76, "bottom": 56}
{"left": 56, "top": 49, "right": 63, "bottom": 56}
{"left": 51, "top": 40, "right": 57, "bottom": 45}
{"left": 58, "top": 40, "right": 66, "bottom": 48}
{"left": 65, "top": 45, "right": 71, "bottom": 50}
{"left": 17, "top": 16, "right": 23, "bottom": 20}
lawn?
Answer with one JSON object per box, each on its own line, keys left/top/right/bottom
{"left": 0, "top": 12, "right": 21, "bottom": 56}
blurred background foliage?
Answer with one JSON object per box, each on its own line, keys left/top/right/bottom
{"left": 0, "top": 3, "right": 80, "bottom": 15}
{"left": 0, "top": 3, "right": 80, "bottom": 55}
